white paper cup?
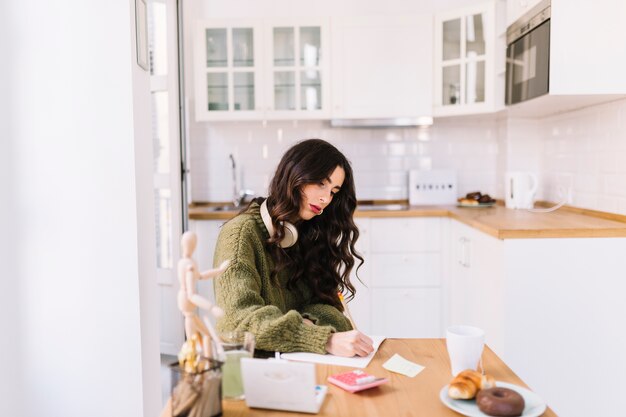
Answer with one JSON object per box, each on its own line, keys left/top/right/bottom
{"left": 446, "top": 325, "right": 485, "bottom": 376}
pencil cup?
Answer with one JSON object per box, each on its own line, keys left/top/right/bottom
{"left": 446, "top": 325, "right": 485, "bottom": 376}
{"left": 219, "top": 331, "right": 255, "bottom": 400}
{"left": 170, "top": 359, "right": 223, "bottom": 417}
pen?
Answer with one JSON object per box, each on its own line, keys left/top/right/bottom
{"left": 337, "top": 292, "right": 358, "bottom": 331}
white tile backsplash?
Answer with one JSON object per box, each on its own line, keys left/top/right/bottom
{"left": 504, "top": 98, "right": 626, "bottom": 214}
{"left": 189, "top": 119, "right": 500, "bottom": 202}
{"left": 189, "top": 98, "right": 626, "bottom": 214}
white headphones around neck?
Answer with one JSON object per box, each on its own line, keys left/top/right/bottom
{"left": 260, "top": 199, "right": 298, "bottom": 248}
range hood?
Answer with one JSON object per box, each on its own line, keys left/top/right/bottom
{"left": 330, "top": 116, "right": 433, "bottom": 128}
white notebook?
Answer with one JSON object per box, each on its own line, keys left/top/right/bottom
{"left": 280, "top": 335, "right": 386, "bottom": 368}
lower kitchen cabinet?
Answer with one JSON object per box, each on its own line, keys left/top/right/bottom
{"left": 449, "top": 220, "right": 504, "bottom": 353}
{"left": 448, "top": 218, "right": 626, "bottom": 417}
{"left": 371, "top": 288, "right": 441, "bottom": 337}
{"left": 350, "top": 217, "right": 444, "bottom": 338}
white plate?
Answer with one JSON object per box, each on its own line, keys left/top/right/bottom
{"left": 439, "top": 381, "right": 547, "bottom": 417}
{"left": 457, "top": 202, "right": 495, "bottom": 208}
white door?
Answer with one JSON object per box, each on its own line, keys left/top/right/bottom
{"left": 148, "top": 0, "right": 184, "bottom": 355}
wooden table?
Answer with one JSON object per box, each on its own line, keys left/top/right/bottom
{"left": 164, "top": 338, "right": 557, "bottom": 417}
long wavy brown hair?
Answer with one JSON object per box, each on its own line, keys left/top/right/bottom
{"left": 254, "top": 138, "right": 363, "bottom": 310}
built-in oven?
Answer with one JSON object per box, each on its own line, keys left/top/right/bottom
{"left": 505, "top": 0, "right": 551, "bottom": 106}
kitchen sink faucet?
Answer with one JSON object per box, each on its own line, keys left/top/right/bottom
{"left": 229, "top": 153, "right": 255, "bottom": 207}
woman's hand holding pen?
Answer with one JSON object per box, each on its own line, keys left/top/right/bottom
{"left": 325, "top": 330, "right": 374, "bottom": 357}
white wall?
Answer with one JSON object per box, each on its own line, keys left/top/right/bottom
{"left": 504, "top": 98, "right": 626, "bottom": 214}
{"left": 191, "top": 99, "right": 626, "bottom": 215}
{"left": 538, "top": 99, "right": 626, "bottom": 213}
{"left": 0, "top": 1, "right": 21, "bottom": 414}
{"left": 4, "top": 1, "right": 160, "bottom": 416}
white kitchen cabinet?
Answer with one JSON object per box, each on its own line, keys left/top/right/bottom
{"left": 331, "top": 15, "right": 433, "bottom": 120}
{"left": 505, "top": 0, "right": 544, "bottom": 27}
{"left": 368, "top": 217, "right": 444, "bottom": 338}
{"left": 505, "top": 0, "right": 626, "bottom": 117}
{"left": 263, "top": 18, "right": 331, "bottom": 119}
{"left": 194, "top": 18, "right": 329, "bottom": 121}
{"left": 434, "top": 0, "right": 506, "bottom": 116}
{"left": 448, "top": 220, "right": 505, "bottom": 353}
{"left": 447, "top": 218, "right": 626, "bottom": 417}
{"left": 194, "top": 20, "right": 264, "bottom": 121}
{"left": 371, "top": 288, "right": 441, "bottom": 337}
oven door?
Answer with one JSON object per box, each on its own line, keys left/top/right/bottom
{"left": 505, "top": 19, "right": 550, "bottom": 105}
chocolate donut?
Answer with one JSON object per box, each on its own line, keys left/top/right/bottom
{"left": 476, "top": 387, "right": 525, "bottom": 416}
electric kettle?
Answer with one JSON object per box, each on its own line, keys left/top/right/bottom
{"left": 505, "top": 172, "right": 538, "bottom": 209}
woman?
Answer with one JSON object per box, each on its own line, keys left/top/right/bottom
{"left": 213, "top": 139, "right": 374, "bottom": 357}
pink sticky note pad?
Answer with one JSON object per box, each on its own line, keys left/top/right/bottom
{"left": 327, "top": 370, "right": 388, "bottom": 393}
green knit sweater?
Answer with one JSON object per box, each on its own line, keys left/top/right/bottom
{"left": 212, "top": 202, "right": 352, "bottom": 354}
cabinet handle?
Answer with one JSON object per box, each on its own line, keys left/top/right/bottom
{"left": 458, "top": 237, "right": 471, "bottom": 268}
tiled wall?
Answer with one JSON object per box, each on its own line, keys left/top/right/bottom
{"left": 503, "top": 98, "right": 626, "bottom": 214}
{"left": 189, "top": 98, "right": 626, "bottom": 214}
{"left": 188, "top": 118, "right": 499, "bottom": 203}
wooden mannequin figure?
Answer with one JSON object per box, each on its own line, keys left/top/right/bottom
{"left": 177, "top": 231, "right": 229, "bottom": 358}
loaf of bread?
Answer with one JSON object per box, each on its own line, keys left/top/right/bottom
{"left": 448, "top": 370, "right": 496, "bottom": 400}
{"left": 458, "top": 198, "right": 479, "bottom": 205}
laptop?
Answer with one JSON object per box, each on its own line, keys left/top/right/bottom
{"left": 241, "top": 357, "right": 327, "bottom": 414}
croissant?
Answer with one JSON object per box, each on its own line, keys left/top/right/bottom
{"left": 448, "top": 369, "right": 496, "bottom": 400}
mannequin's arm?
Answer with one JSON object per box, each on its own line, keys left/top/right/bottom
{"left": 185, "top": 266, "right": 223, "bottom": 316}
{"left": 199, "top": 260, "right": 230, "bottom": 280}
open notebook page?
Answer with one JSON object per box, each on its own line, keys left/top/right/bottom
{"left": 280, "top": 336, "right": 386, "bottom": 368}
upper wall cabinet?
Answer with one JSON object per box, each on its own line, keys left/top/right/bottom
{"left": 194, "top": 18, "right": 329, "bottom": 121}
{"left": 194, "top": 20, "right": 264, "bottom": 121}
{"left": 263, "top": 18, "right": 331, "bottom": 119}
{"left": 505, "top": 0, "right": 626, "bottom": 117}
{"left": 331, "top": 15, "right": 433, "bottom": 120}
{"left": 505, "top": 0, "right": 544, "bottom": 27}
{"left": 434, "top": 1, "right": 506, "bottom": 117}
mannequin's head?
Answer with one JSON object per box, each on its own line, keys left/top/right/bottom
{"left": 180, "top": 231, "right": 197, "bottom": 257}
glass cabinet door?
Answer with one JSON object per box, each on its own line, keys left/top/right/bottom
{"left": 202, "top": 25, "right": 258, "bottom": 115}
{"left": 205, "top": 28, "right": 229, "bottom": 111}
{"left": 438, "top": 8, "right": 488, "bottom": 109}
{"left": 442, "top": 65, "right": 461, "bottom": 105}
{"left": 443, "top": 18, "right": 461, "bottom": 61}
{"left": 300, "top": 27, "right": 322, "bottom": 111}
{"left": 271, "top": 24, "right": 324, "bottom": 113}
{"left": 464, "top": 14, "right": 485, "bottom": 104}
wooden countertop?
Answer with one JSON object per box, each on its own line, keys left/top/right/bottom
{"left": 161, "top": 338, "right": 557, "bottom": 417}
{"left": 188, "top": 203, "right": 626, "bottom": 239}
